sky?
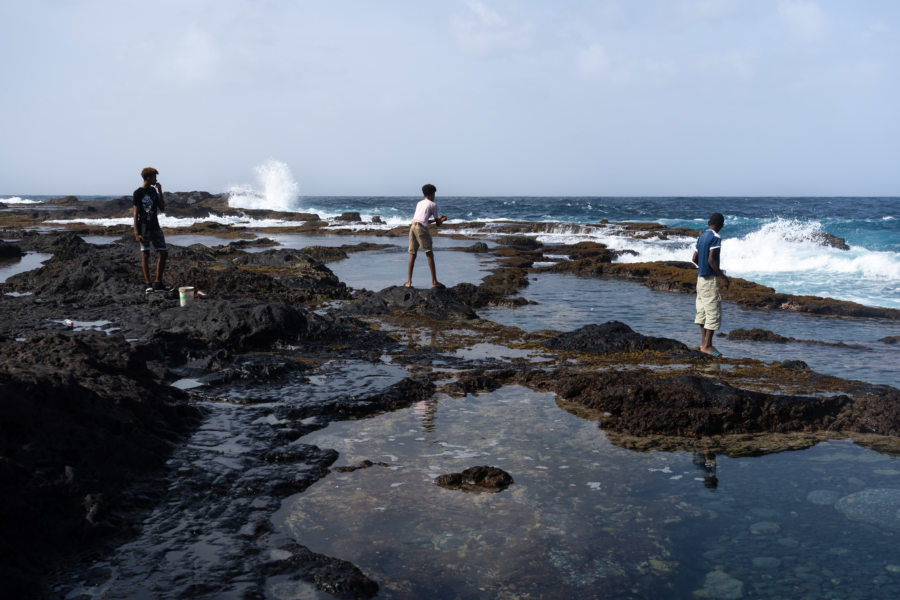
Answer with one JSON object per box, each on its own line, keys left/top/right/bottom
{"left": 1, "top": 0, "right": 898, "bottom": 197}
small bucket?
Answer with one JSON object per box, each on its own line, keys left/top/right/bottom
{"left": 179, "top": 286, "right": 195, "bottom": 307}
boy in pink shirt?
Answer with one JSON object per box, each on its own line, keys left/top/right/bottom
{"left": 405, "top": 183, "right": 447, "bottom": 288}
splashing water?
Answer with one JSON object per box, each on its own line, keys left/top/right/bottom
{"left": 227, "top": 159, "right": 299, "bottom": 211}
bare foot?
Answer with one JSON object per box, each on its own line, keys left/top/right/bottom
{"left": 432, "top": 282, "right": 446, "bottom": 289}
{"left": 403, "top": 282, "right": 412, "bottom": 287}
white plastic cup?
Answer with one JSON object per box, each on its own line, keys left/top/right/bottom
{"left": 178, "top": 287, "right": 195, "bottom": 307}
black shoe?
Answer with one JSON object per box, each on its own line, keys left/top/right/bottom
{"left": 144, "top": 283, "right": 153, "bottom": 293}
{"left": 152, "top": 281, "right": 166, "bottom": 291}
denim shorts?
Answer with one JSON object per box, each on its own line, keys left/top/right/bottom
{"left": 139, "top": 227, "right": 167, "bottom": 252}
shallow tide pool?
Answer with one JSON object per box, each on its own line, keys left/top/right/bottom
{"left": 275, "top": 385, "right": 900, "bottom": 599}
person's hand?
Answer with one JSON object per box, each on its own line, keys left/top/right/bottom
{"left": 439, "top": 215, "right": 447, "bottom": 223}
{"left": 719, "top": 272, "right": 730, "bottom": 288}
{"left": 135, "top": 232, "right": 143, "bottom": 242}
{"left": 154, "top": 182, "right": 162, "bottom": 194}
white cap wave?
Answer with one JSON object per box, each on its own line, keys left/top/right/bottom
{"left": 227, "top": 159, "right": 299, "bottom": 212}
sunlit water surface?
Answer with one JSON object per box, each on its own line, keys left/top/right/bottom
{"left": 276, "top": 386, "right": 900, "bottom": 599}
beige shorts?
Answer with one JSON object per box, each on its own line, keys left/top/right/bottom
{"left": 694, "top": 275, "right": 722, "bottom": 330}
{"left": 408, "top": 222, "right": 433, "bottom": 254}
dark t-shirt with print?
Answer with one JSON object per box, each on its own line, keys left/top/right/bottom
{"left": 133, "top": 186, "right": 161, "bottom": 231}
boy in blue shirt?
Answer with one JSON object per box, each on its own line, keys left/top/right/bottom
{"left": 692, "top": 212, "right": 730, "bottom": 356}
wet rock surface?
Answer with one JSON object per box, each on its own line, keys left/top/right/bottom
{"left": 727, "top": 327, "right": 867, "bottom": 349}
{"left": 434, "top": 465, "right": 514, "bottom": 493}
{"left": 345, "top": 285, "right": 478, "bottom": 320}
{"left": 543, "top": 320, "right": 695, "bottom": 356}
{"left": 0, "top": 332, "right": 203, "bottom": 597}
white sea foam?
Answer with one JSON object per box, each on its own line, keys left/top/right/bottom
{"left": 723, "top": 219, "right": 900, "bottom": 281}
{"left": 227, "top": 159, "right": 300, "bottom": 212}
{"left": 44, "top": 214, "right": 301, "bottom": 229}
{"left": 1, "top": 196, "right": 41, "bottom": 204}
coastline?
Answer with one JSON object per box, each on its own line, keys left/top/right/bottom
{"left": 1, "top": 193, "right": 899, "bottom": 597}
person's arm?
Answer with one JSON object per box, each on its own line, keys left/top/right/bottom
{"left": 133, "top": 204, "right": 142, "bottom": 241}
{"left": 707, "top": 247, "right": 730, "bottom": 287}
{"left": 155, "top": 183, "right": 165, "bottom": 213}
{"left": 428, "top": 203, "right": 445, "bottom": 226}
{"left": 691, "top": 249, "right": 699, "bottom": 266}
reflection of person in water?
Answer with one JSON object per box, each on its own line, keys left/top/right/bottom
{"left": 693, "top": 452, "right": 718, "bottom": 488}
{"left": 412, "top": 397, "right": 438, "bottom": 434}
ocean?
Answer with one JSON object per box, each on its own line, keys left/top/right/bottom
{"left": 6, "top": 192, "right": 899, "bottom": 309}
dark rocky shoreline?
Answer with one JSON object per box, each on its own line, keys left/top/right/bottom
{"left": 1, "top": 193, "right": 898, "bottom": 598}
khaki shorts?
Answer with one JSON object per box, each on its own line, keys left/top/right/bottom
{"left": 408, "top": 222, "right": 433, "bottom": 254}
{"left": 694, "top": 275, "right": 721, "bottom": 330}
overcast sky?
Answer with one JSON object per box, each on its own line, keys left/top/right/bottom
{"left": 1, "top": 0, "right": 898, "bottom": 196}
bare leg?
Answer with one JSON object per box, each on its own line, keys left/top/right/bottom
{"left": 425, "top": 251, "right": 442, "bottom": 287}
{"left": 156, "top": 251, "right": 168, "bottom": 283}
{"left": 405, "top": 252, "right": 416, "bottom": 286}
{"left": 141, "top": 251, "right": 151, "bottom": 284}
{"left": 699, "top": 326, "right": 716, "bottom": 353}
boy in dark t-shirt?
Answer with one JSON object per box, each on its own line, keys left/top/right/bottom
{"left": 691, "top": 212, "right": 730, "bottom": 356}
{"left": 133, "top": 167, "right": 168, "bottom": 292}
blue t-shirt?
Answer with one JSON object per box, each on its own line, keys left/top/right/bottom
{"left": 696, "top": 229, "right": 722, "bottom": 277}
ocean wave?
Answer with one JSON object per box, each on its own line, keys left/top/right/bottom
{"left": 1, "top": 197, "right": 41, "bottom": 204}
{"left": 44, "top": 214, "right": 303, "bottom": 229}
{"left": 227, "top": 159, "right": 300, "bottom": 212}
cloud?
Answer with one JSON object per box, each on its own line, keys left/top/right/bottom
{"left": 777, "top": 0, "right": 828, "bottom": 43}
{"left": 162, "top": 26, "right": 220, "bottom": 84}
{"left": 577, "top": 44, "right": 612, "bottom": 80}
{"left": 450, "top": 0, "right": 532, "bottom": 56}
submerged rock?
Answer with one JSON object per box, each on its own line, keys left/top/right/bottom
{"left": 727, "top": 328, "right": 791, "bottom": 343}
{"left": 435, "top": 466, "right": 514, "bottom": 493}
{"left": 693, "top": 569, "right": 744, "bottom": 599}
{"left": 835, "top": 488, "right": 900, "bottom": 530}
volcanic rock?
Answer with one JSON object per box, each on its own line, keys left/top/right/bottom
{"left": 543, "top": 321, "right": 693, "bottom": 356}
{"left": 345, "top": 285, "right": 478, "bottom": 320}
{"left": 0, "top": 241, "right": 24, "bottom": 260}
{"left": 0, "top": 332, "right": 202, "bottom": 597}
{"left": 499, "top": 235, "right": 543, "bottom": 250}
{"left": 435, "top": 466, "right": 514, "bottom": 493}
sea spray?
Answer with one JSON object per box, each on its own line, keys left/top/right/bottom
{"left": 227, "top": 159, "right": 299, "bottom": 211}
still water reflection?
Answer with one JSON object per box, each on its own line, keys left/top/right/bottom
{"left": 275, "top": 386, "right": 900, "bottom": 599}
